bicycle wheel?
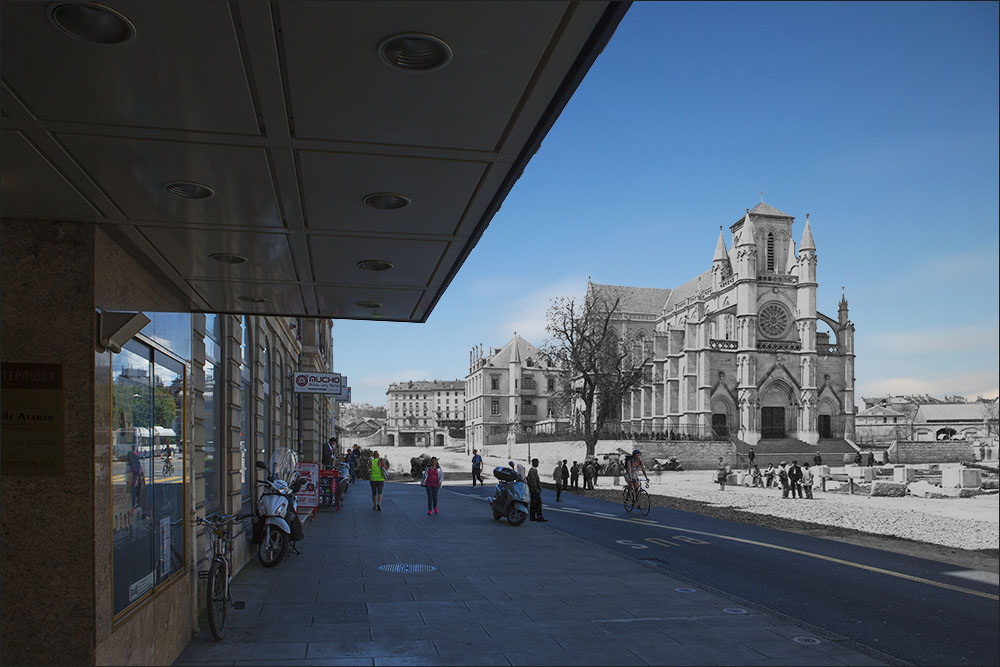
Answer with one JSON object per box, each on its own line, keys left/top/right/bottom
{"left": 636, "top": 488, "right": 651, "bottom": 516}
{"left": 622, "top": 487, "right": 634, "bottom": 513}
{"left": 206, "top": 558, "right": 228, "bottom": 640}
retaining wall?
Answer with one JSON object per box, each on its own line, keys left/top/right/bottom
{"left": 482, "top": 439, "right": 736, "bottom": 472}
{"left": 886, "top": 440, "right": 976, "bottom": 464}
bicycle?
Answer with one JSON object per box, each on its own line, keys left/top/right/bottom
{"left": 162, "top": 459, "right": 174, "bottom": 476}
{"left": 197, "top": 513, "right": 250, "bottom": 640}
{"left": 622, "top": 481, "right": 651, "bottom": 516}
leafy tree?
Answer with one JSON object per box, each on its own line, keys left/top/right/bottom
{"left": 542, "top": 291, "right": 648, "bottom": 457}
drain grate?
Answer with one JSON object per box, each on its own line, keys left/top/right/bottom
{"left": 793, "top": 636, "right": 821, "bottom": 645}
{"left": 378, "top": 563, "right": 436, "bottom": 574}
{"left": 722, "top": 607, "right": 748, "bottom": 615}
{"left": 674, "top": 587, "right": 697, "bottom": 593}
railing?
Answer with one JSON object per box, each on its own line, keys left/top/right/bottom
{"left": 758, "top": 275, "right": 798, "bottom": 285}
{"left": 520, "top": 405, "right": 538, "bottom": 416}
{"left": 818, "top": 344, "right": 841, "bottom": 355}
{"left": 720, "top": 276, "right": 736, "bottom": 289}
{"left": 756, "top": 340, "right": 801, "bottom": 352}
{"left": 709, "top": 339, "right": 738, "bottom": 350}
{"left": 521, "top": 380, "right": 536, "bottom": 394}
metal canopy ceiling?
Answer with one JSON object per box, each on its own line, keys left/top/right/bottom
{"left": 1, "top": 1, "right": 629, "bottom": 321}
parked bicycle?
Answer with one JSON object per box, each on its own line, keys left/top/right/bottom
{"left": 197, "top": 513, "right": 250, "bottom": 640}
{"left": 622, "top": 481, "right": 651, "bottom": 516}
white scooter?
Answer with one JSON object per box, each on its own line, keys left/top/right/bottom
{"left": 252, "top": 460, "right": 306, "bottom": 567}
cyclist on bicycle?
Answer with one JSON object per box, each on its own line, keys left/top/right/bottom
{"left": 624, "top": 448, "right": 649, "bottom": 495}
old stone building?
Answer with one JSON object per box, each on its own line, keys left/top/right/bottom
{"left": 385, "top": 379, "right": 465, "bottom": 447}
{"left": 593, "top": 202, "right": 857, "bottom": 453}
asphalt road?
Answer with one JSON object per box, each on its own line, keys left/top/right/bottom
{"left": 449, "top": 485, "right": 999, "bottom": 667}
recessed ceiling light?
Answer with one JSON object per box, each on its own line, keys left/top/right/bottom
{"left": 237, "top": 296, "right": 266, "bottom": 304}
{"left": 354, "top": 300, "right": 382, "bottom": 309}
{"left": 357, "top": 259, "right": 393, "bottom": 271}
{"left": 48, "top": 2, "right": 136, "bottom": 45}
{"left": 164, "top": 181, "right": 215, "bottom": 199}
{"left": 209, "top": 253, "right": 247, "bottom": 264}
{"left": 363, "top": 193, "right": 410, "bottom": 210}
{"left": 378, "top": 33, "right": 452, "bottom": 72}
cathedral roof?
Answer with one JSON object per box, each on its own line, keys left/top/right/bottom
{"left": 662, "top": 268, "right": 712, "bottom": 312}
{"left": 732, "top": 201, "right": 794, "bottom": 228}
{"left": 589, "top": 282, "right": 672, "bottom": 315}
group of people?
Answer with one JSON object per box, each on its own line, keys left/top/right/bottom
{"left": 744, "top": 460, "right": 816, "bottom": 499}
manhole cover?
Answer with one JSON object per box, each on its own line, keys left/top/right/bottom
{"left": 674, "top": 587, "right": 697, "bottom": 593}
{"left": 722, "top": 608, "right": 748, "bottom": 615}
{"left": 793, "top": 636, "right": 821, "bottom": 645}
{"left": 378, "top": 563, "right": 436, "bottom": 574}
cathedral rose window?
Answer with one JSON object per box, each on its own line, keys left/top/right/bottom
{"left": 758, "top": 302, "right": 790, "bottom": 338}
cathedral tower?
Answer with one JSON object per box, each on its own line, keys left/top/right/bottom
{"left": 796, "top": 214, "right": 819, "bottom": 444}
{"left": 733, "top": 210, "right": 760, "bottom": 445}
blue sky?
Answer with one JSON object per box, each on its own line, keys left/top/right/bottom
{"left": 335, "top": 1, "right": 999, "bottom": 407}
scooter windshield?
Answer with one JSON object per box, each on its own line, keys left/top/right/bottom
{"left": 269, "top": 446, "right": 300, "bottom": 484}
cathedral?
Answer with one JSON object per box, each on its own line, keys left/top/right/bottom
{"left": 590, "top": 202, "right": 856, "bottom": 450}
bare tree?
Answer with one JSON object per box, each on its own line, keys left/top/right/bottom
{"left": 983, "top": 398, "right": 999, "bottom": 439}
{"left": 542, "top": 291, "right": 648, "bottom": 457}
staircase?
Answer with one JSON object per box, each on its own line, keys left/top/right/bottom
{"left": 737, "top": 437, "right": 860, "bottom": 466}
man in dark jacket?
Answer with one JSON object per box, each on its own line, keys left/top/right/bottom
{"left": 570, "top": 461, "right": 580, "bottom": 488}
{"left": 787, "top": 460, "right": 803, "bottom": 499}
{"left": 561, "top": 459, "right": 570, "bottom": 492}
{"left": 527, "top": 458, "right": 547, "bottom": 522}
{"left": 778, "top": 462, "right": 790, "bottom": 499}
{"left": 552, "top": 461, "right": 564, "bottom": 501}
{"left": 322, "top": 437, "right": 336, "bottom": 470}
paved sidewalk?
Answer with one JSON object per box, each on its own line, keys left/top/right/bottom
{"left": 175, "top": 481, "right": 885, "bottom": 666}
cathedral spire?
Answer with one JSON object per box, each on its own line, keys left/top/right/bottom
{"left": 713, "top": 226, "right": 728, "bottom": 261}
{"left": 800, "top": 213, "right": 816, "bottom": 252}
{"left": 737, "top": 209, "right": 756, "bottom": 246}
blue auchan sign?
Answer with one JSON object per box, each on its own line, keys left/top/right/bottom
{"left": 293, "top": 371, "right": 343, "bottom": 395}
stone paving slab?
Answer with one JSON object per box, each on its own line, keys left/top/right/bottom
{"left": 174, "top": 482, "right": 886, "bottom": 666}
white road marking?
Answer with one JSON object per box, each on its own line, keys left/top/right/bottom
{"left": 941, "top": 570, "right": 1000, "bottom": 586}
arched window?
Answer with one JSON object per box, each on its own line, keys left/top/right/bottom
{"left": 766, "top": 232, "right": 775, "bottom": 271}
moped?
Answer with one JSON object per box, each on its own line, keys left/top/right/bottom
{"left": 252, "top": 460, "right": 306, "bottom": 567}
{"left": 488, "top": 465, "right": 529, "bottom": 526}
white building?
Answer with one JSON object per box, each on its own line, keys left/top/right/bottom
{"left": 385, "top": 380, "right": 465, "bottom": 447}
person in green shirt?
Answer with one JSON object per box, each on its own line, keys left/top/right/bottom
{"left": 369, "top": 450, "right": 388, "bottom": 511}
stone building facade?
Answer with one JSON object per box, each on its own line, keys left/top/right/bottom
{"left": 595, "top": 202, "right": 856, "bottom": 449}
{"left": 385, "top": 379, "right": 465, "bottom": 447}
{"left": 465, "top": 335, "right": 569, "bottom": 453}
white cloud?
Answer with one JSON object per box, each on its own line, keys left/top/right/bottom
{"left": 867, "top": 324, "right": 998, "bottom": 356}
{"left": 500, "top": 275, "right": 589, "bottom": 344}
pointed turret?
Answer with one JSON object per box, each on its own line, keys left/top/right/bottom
{"left": 510, "top": 333, "right": 521, "bottom": 363}
{"left": 800, "top": 213, "right": 815, "bottom": 252}
{"left": 785, "top": 237, "right": 797, "bottom": 274}
{"left": 713, "top": 226, "right": 728, "bottom": 261}
{"left": 736, "top": 209, "right": 756, "bottom": 247}
{"left": 838, "top": 287, "right": 849, "bottom": 325}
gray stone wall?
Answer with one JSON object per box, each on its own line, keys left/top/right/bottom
{"left": 887, "top": 440, "right": 976, "bottom": 464}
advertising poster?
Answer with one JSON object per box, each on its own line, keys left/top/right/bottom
{"left": 292, "top": 371, "right": 342, "bottom": 394}
{"left": 295, "top": 462, "right": 320, "bottom": 511}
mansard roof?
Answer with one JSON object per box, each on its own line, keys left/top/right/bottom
{"left": 486, "top": 334, "right": 549, "bottom": 368}
{"left": 388, "top": 379, "right": 464, "bottom": 392}
{"left": 589, "top": 282, "right": 672, "bottom": 315}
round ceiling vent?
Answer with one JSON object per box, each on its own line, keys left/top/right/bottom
{"left": 354, "top": 300, "right": 382, "bottom": 309}
{"left": 164, "top": 181, "right": 215, "bottom": 200}
{"left": 378, "top": 33, "right": 452, "bottom": 72}
{"left": 209, "top": 253, "right": 247, "bottom": 265}
{"left": 363, "top": 193, "right": 411, "bottom": 210}
{"left": 49, "top": 2, "right": 136, "bottom": 45}
{"left": 357, "top": 259, "right": 393, "bottom": 272}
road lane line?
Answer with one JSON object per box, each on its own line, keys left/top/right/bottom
{"left": 447, "top": 490, "right": 998, "bottom": 600}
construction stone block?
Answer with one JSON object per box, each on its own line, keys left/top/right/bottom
{"left": 893, "top": 467, "right": 916, "bottom": 484}
{"left": 869, "top": 480, "right": 906, "bottom": 497}
{"left": 942, "top": 468, "right": 982, "bottom": 488}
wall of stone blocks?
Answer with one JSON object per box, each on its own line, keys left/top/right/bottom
{"left": 887, "top": 440, "right": 976, "bottom": 464}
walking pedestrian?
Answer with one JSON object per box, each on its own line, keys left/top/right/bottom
{"left": 322, "top": 436, "right": 336, "bottom": 470}
{"left": 561, "top": 459, "right": 570, "bottom": 492}
{"left": 471, "top": 449, "right": 484, "bottom": 487}
{"left": 369, "top": 449, "right": 388, "bottom": 511}
{"left": 552, "top": 460, "right": 564, "bottom": 501}
{"left": 421, "top": 456, "right": 443, "bottom": 514}
{"left": 777, "top": 461, "right": 790, "bottom": 499}
{"left": 715, "top": 457, "right": 729, "bottom": 490}
{"left": 747, "top": 447, "right": 756, "bottom": 471}
{"left": 570, "top": 461, "right": 580, "bottom": 489}
{"left": 788, "top": 460, "right": 803, "bottom": 499}
{"left": 801, "top": 462, "right": 814, "bottom": 499}
{"left": 527, "top": 458, "right": 547, "bottom": 522}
